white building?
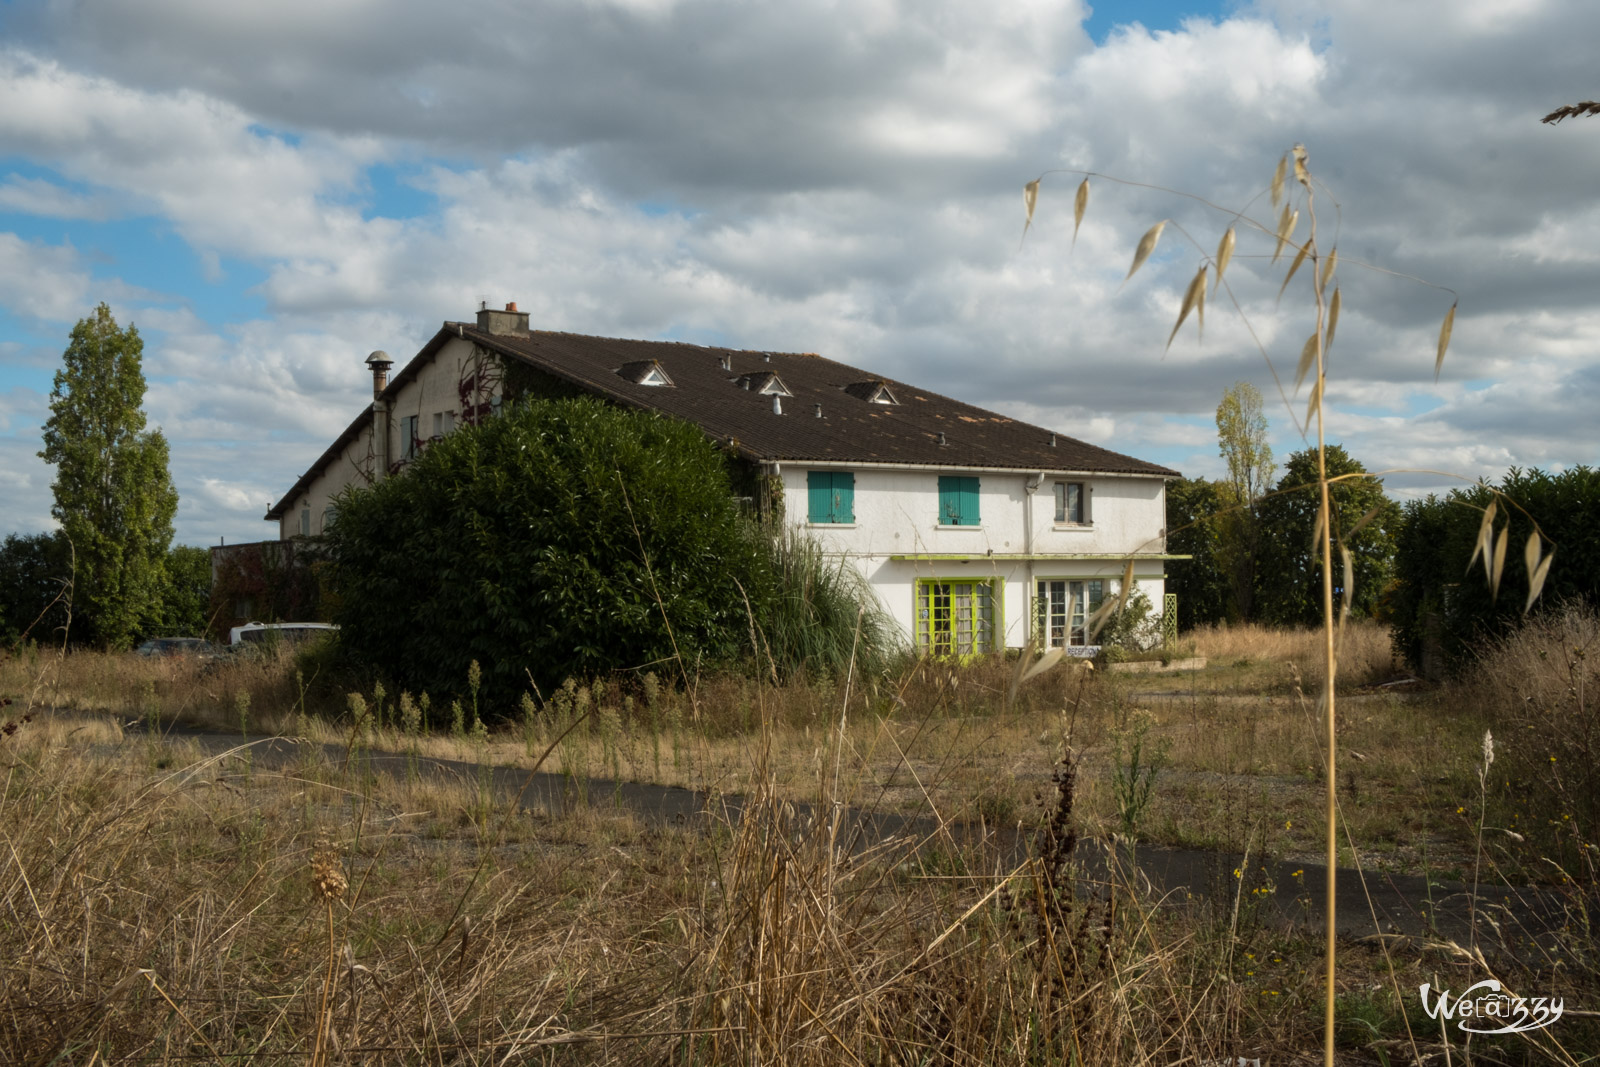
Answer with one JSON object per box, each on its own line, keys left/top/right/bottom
{"left": 266, "top": 303, "right": 1182, "bottom": 655}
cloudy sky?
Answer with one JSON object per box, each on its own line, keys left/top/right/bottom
{"left": 1, "top": 0, "right": 1596, "bottom": 547}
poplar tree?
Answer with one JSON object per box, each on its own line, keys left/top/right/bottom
{"left": 1214, "top": 381, "right": 1275, "bottom": 620}
{"left": 38, "top": 304, "right": 178, "bottom": 648}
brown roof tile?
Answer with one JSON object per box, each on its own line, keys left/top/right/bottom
{"left": 467, "top": 325, "right": 1178, "bottom": 477}
{"left": 268, "top": 323, "right": 1177, "bottom": 520}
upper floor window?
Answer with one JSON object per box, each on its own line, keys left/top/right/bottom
{"left": 937, "top": 475, "right": 980, "bottom": 526}
{"left": 400, "top": 414, "right": 420, "bottom": 461}
{"left": 807, "top": 470, "right": 855, "bottom": 524}
{"left": 299, "top": 507, "right": 311, "bottom": 537}
{"left": 1055, "top": 481, "right": 1088, "bottom": 524}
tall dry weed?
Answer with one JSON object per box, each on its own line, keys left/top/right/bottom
{"left": 1190, "top": 619, "right": 1398, "bottom": 688}
{"left": 1465, "top": 603, "right": 1600, "bottom": 877}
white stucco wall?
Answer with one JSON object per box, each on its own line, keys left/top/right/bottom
{"left": 278, "top": 337, "right": 493, "bottom": 539}
{"left": 272, "top": 346, "right": 1172, "bottom": 654}
{"left": 783, "top": 465, "right": 1169, "bottom": 651}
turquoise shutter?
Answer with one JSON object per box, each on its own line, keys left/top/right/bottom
{"left": 808, "top": 471, "right": 830, "bottom": 523}
{"left": 961, "top": 477, "right": 980, "bottom": 526}
{"left": 938, "top": 476, "right": 960, "bottom": 525}
{"left": 834, "top": 472, "right": 855, "bottom": 523}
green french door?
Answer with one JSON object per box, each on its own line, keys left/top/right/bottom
{"left": 916, "top": 580, "right": 997, "bottom": 655}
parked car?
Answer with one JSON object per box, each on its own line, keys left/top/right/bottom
{"left": 134, "top": 637, "right": 225, "bottom": 659}
{"left": 227, "top": 622, "right": 339, "bottom": 649}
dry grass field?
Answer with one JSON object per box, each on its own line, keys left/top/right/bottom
{"left": 2, "top": 618, "right": 1596, "bottom": 1064}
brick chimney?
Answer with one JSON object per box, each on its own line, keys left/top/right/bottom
{"left": 476, "top": 300, "right": 531, "bottom": 337}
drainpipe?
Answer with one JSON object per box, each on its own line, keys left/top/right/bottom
{"left": 367, "top": 350, "right": 393, "bottom": 482}
{"left": 1024, "top": 472, "right": 1044, "bottom": 649}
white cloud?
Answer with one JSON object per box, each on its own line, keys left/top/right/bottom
{"left": 1, "top": 0, "right": 1599, "bottom": 542}
{"left": 0, "top": 233, "right": 94, "bottom": 321}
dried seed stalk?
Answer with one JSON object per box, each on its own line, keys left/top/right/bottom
{"left": 1214, "top": 226, "right": 1235, "bottom": 292}
{"left": 1073, "top": 178, "right": 1089, "bottom": 247}
{"left": 1125, "top": 220, "right": 1167, "bottom": 282}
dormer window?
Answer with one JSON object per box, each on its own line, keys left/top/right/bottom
{"left": 844, "top": 380, "right": 898, "bottom": 405}
{"left": 617, "top": 360, "right": 675, "bottom": 387}
{"left": 735, "top": 371, "right": 791, "bottom": 396}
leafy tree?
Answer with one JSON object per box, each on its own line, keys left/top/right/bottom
{"left": 159, "top": 545, "right": 214, "bottom": 637}
{"left": 1164, "top": 476, "right": 1230, "bottom": 630}
{"left": 327, "top": 397, "right": 780, "bottom": 709}
{"left": 1254, "top": 445, "right": 1401, "bottom": 627}
{"left": 0, "top": 532, "right": 73, "bottom": 646}
{"left": 38, "top": 304, "right": 178, "bottom": 648}
{"left": 1214, "top": 382, "right": 1274, "bottom": 620}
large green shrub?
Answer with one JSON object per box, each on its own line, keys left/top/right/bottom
{"left": 1391, "top": 466, "right": 1600, "bottom": 672}
{"left": 326, "top": 397, "right": 875, "bottom": 711}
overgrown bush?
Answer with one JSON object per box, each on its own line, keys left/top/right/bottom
{"left": 1391, "top": 467, "right": 1600, "bottom": 672}
{"left": 327, "top": 398, "right": 772, "bottom": 708}
{"left": 327, "top": 397, "right": 894, "bottom": 713}
{"left": 1096, "top": 588, "right": 1162, "bottom": 656}
{"left": 762, "top": 529, "right": 898, "bottom": 684}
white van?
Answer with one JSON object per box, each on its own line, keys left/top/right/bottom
{"left": 228, "top": 622, "right": 339, "bottom": 647}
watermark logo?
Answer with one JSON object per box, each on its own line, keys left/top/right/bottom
{"left": 1419, "top": 980, "right": 1563, "bottom": 1035}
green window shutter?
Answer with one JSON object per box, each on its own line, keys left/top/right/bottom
{"left": 809, "top": 471, "right": 855, "bottom": 523}
{"left": 961, "top": 477, "right": 980, "bottom": 526}
{"left": 938, "top": 476, "right": 961, "bottom": 525}
{"left": 834, "top": 472, "right": 855, "bottom": 523}
{"left": 808, "top": 471, "right": 831, "bottom": 523}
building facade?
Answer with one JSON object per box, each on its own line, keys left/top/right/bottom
{"left": 265, "top": 303, "right": 1182, "bottom": 654}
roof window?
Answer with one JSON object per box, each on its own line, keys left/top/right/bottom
{"left": 617, "top": 360, "right": 675, "bottom": 387}
{"left": 845, "top": 380, "right": 898, "bottom": 405}
{"left": 736, "top": 371, "right": 791, "bottom": 396}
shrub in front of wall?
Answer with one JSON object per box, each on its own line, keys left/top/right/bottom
{"left": 325, "top": 397, "right": 774, "bottom": 712}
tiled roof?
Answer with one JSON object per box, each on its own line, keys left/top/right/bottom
{"left": 267, "top": 323, "right": 1177, "bottom": 520}
{"left": 465, "top": 325, "right": 1178, "bottom": 476}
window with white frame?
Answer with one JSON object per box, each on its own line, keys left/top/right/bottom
{"left": 1035, "top": 578, "right": 1105, "bottom": 648}
{"left": 1054, "top": 481, "right": 1088, "bottom": 524}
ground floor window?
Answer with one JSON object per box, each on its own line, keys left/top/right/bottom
{"left": 916, "top": 579, "right": 997, "bottom": 655}
{"left": 1035, "top": 579, "right": 1105, "bottom": 648}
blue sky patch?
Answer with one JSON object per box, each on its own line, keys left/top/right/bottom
{"left": 1082, "top": 0, "right": 1230, "bottom": 43}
